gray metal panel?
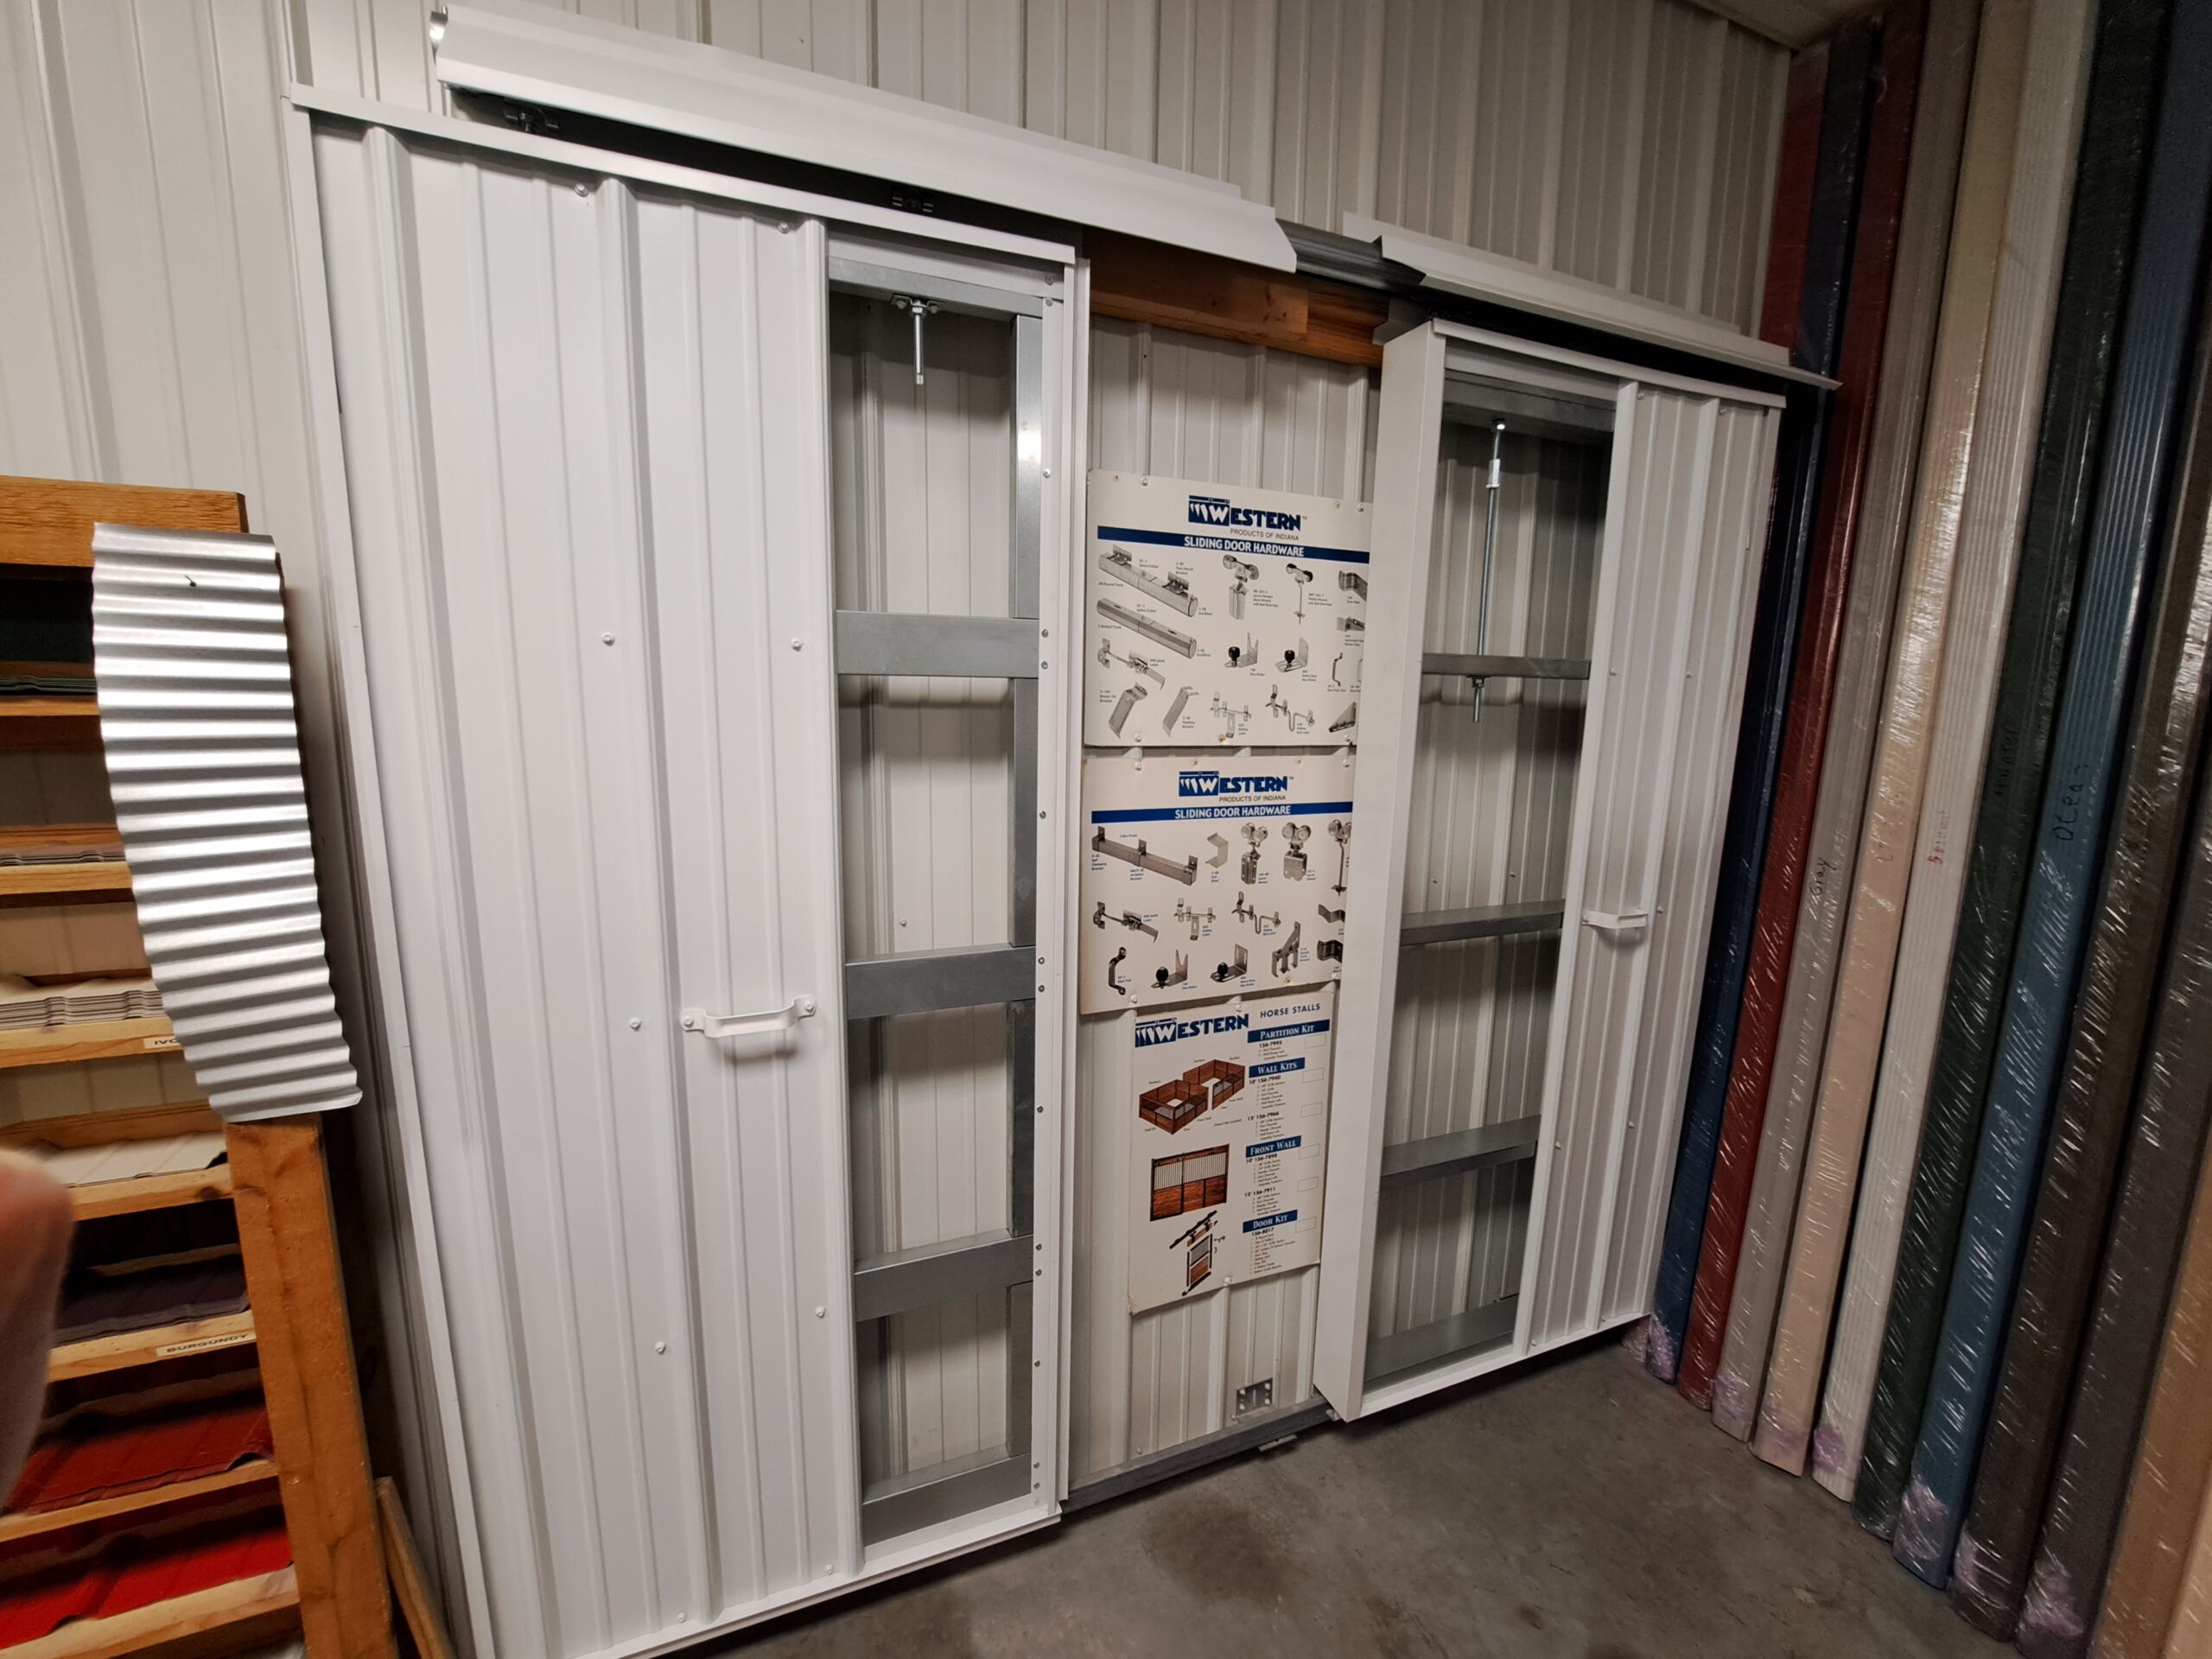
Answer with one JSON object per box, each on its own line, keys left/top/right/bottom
{"left": 89, "top": 524, "right": 361, "bottom": 1122}
{"left": 1399, "top": 901, "right": 1566, "bottom": 947}
{"left": 1364, "top": 1295, "right": 1520, "bottom": 1382}
{"left": 833, "top": 611, "right": 1038, "bottom": 679}
{"left": 843, "top": 943, "right": 1033, "bottom": 1027}
{"left": 852, "top": 1230, "right": 1035, "bottom": 1324}
{"left": 1066, "top": 1398, "right": 1335, "bottom": 1509}
{"left": 1420, "top": 652, "right": 1592, "bottom": 680}
{"left": 1379, "top": 1116, "right": 1544, "bottom": 1192}
{"left": 828, "top": 256, "right": 1046, "bottom": 317}
{"left": 860, "top": 1449, "right": 1031, "bottom": 1544}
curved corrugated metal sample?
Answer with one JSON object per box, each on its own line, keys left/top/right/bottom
{"left": 89, "top": 524, "right": 360, "bottom": 1122}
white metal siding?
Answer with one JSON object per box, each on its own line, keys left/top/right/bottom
{"left": 1069, "top": 319, "right": 1369, "bottom": 1480}
{"left": 284, "top": 0, "right": 1785, "bottom": 329}
{"left": 1525, "top": 390, "right": 1773, "bottom": 1348}
{"left": 314, "top": 122, "right": 861, "bottom": 1656}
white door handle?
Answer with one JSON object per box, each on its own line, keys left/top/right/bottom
{"left": 1581, "top": 908, "right": 1650, "bottom": 935}
{"left": 680, "top": 995, "right": 817, "bottom": 1039}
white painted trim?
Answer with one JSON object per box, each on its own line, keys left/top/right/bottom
{"left": 289, "top": 86, "right": 1076, "bottom": 270}
{"left": 429, "top": 0, "right": 1296, "bottom": 271}
{"left": 1348, "top": 213, "right": 1833, "bottom": 389}
{"left": 1312, "top": 322, "right": 1449, "bottom": 1423}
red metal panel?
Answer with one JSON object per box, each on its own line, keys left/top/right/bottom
{"left": 10, "top": 1398, "right": 272, "bottom": 1514}
{"left": 1759, "top": 43, "right": 1831, "bottom": 351}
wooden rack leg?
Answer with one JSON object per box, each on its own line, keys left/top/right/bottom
{"left": 226, "top": 1116, "right": 397, "bottom": 1659}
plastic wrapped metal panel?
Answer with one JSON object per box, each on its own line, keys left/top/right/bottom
{"left": 1758, "top": 41, "right": 1828, "bottom": 350}
{"left": 1812, "top": 0, "right": 2094, "bottom": 1501}
{"left": 1895, "top": 0, "right": 2212, "bottom": 1585}
{"left": 2093, "top": 985, "right": 2212, "bottom": 1656}
{"left": 1748, "top": 0, "right": 2037, "bottom": 1477}
{"left": 2018, "top": 759, "right": 2212, "bottom": 1657}
{"left": 1670, "top": 0, "right": 1925, "bottom": 1409}
{"left": 1643, "top": 22, "right": 1870, "bottom": 1382}
{"left": 1068, "top": 319, "right": 1373, "bottom": 1484}
{"left": 1853, "top": 0, "right": 2171, "bottom": 1537}
{"left": 1953, "top": 276, "right": 2212, "bottom": 1642}
{"left": 1706, "top": 0, "right": 1978, "bottom": 1441}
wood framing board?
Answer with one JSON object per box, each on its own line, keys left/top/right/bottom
{"left": 1707, "top": 0, "right": 1978, "bottom": 1441}
{"left": 1085, "top": 234, "right": 1386, "bottom": 369}
{"left": 1895, "top": 0, "right": 2212, "bottom": 1585}
{"left": 1671, "top": 0, "right": 1926, "bottom": 1408}
{"left": 1853, "top": 0, "right": 2171, "bottom": 1535}
{"left": 1811, "top": 0, "right": 2094, "bottom": 1499}
{"left": 1952, "top": 264, "right": 2212, "bottom": 1638}
{"left": 1644, "top": 16, "right": 1872, "bottom": 1383}
{"left": 2092, "top": 1053, "right": 2212, "bottom": 1657}
{"left": 2168, "top": 1485, "right": 2212, "bottom": 1658}
{"left": 1748, "top": 0, "right": 2034, "bottom": 1477}
{"left": 225, "top": 1118, "right": 394, "bottom": 1657}
{"left": 0, "top": 474, "right": 245, "bottom": 567}
{"left": 2020, "top": 762, "right": 2212, "bottom": 1657}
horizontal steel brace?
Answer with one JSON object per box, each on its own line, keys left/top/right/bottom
{"left": 861, "top": 1448, "right": 1032, "bottom": 1543}
{"left": 1066, "top": 1398, "right": 1335, "bottom": 1510}
{"left": 1398, "top": 900, "right": 1565, "bottom": 948}
{"left": 829, "top": 257, "right": 1048, "bottom": 318}
{"left": 835, "top": 611, "right": 1038, "bottom": 679}
{"left": 843, "top": 944, "right": 1034, "bottom": 1020}
{"left": 1378, "top": 1115, "right": 1543, "bottom": 1192}
{"left": 1421, "top": 652, "right": 1591, "bottom": 681}
{"left": 1365, "top": 1295, "right": 1520, "bottom": 1384}
{"left": 852, "top": 1230, "right": 1035, "bottom": 1324}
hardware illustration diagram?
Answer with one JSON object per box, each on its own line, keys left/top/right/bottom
{"left": 1084, "top": 474, "right": 1370, "bottom": 747}
{"left": 1127, "top": 990, "right": 1335, "bottom": 1313}
{"left": 1079, "top": 753, "right": 1355, "bottom": 1013}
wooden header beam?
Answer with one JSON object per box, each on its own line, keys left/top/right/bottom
{"left": 1086, "top": 232, "right": 1387, "bottom": 367}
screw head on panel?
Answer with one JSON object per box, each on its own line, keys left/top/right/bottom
{"left": 628, "top": 1017, "right": 642, "bottom": 1030}
{"left": 601, "top": 632, "right": 615, "bottom": 645}
{"left": 791, "top": 638, "right": 804, "bottom": 651}
{"left": 654, "top": 1340, "right": 666, "bottom": 1354}
{"left": 814, "top": 1306, "right": 825, "bottom": 1319}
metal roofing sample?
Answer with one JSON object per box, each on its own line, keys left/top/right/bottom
{"left": 89, "top": 525, "right": 359, "bottom": 1122}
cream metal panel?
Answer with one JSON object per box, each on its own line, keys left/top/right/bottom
{"left": 312, "top": 121, "right": 870, "bottom": 1656}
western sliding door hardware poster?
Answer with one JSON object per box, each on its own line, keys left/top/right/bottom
{"left": 1127, "top": 988, "right": 1334, "bottom": 1313}
{"left": 1084, "top": 473, "right": 1370, "bottom": 747}
{"left": 1079, "top": 752, "right": 1354, "bottom": 1013}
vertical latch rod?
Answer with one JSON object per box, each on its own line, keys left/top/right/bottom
{"left": 1471, "top": 421, "right": 1505, "bottom": 724}
{"left": 892, "top": 295, "right": 939, "bottom": 385}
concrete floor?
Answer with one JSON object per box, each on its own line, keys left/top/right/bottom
{"left": 736, "top": 1340, "right": 2005, "bottom": 1657}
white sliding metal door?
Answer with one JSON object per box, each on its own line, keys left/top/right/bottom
{"left": 1316, "top": 321, "right": 1777, "bottom": 1421}
{"left": 307, "top": 115, "right": 1073, "bottom": 1659}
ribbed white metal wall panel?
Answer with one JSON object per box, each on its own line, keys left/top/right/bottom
{"left": 313, "top": 121, "right": 865, "bottom": 1656}
{"left": 1070, "top": 319, "right": 1370, "bottom": 1480}
{"left": 285, "top": 0, "right": 1784, "bottom": 328}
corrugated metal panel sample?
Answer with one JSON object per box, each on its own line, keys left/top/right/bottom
{"left": 89, "top": 527, "right": 360, "bottom": 1122}
{"left": 1749, "top": 0, "right": 2034, "bottom": 1478}
{"left": 1854, "top": 0, "right": 2171, "bottom": 1538}
{"left": 1070, "top": 318, "right": 1371, "bottom": 1483}
{"left": 1896, "top": 0, "right": 2212, "bottom": 1586}
{"left": 1673, "top": 0, "right": 1925, "bottom": 1412}
{"left": 1644, "top": 15, "right": 1871, "bottom": 1384}
{"left": 1707, "top": 0, "right": 1976, "bottom": 1443}
{"left": 1814, "top": 0, "right": 2093, "bottom": 1502}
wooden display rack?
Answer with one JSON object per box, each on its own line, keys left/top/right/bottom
{"left": 0, "top": 476, "right": 396, "bottom": 1657}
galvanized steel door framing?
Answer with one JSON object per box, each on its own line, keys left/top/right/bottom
{"left": 1316, "top": 321, "right": 1778, "bottom": 1420}
{"left": 302, "top": 115, "right": 1076, "bottom": 1659}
